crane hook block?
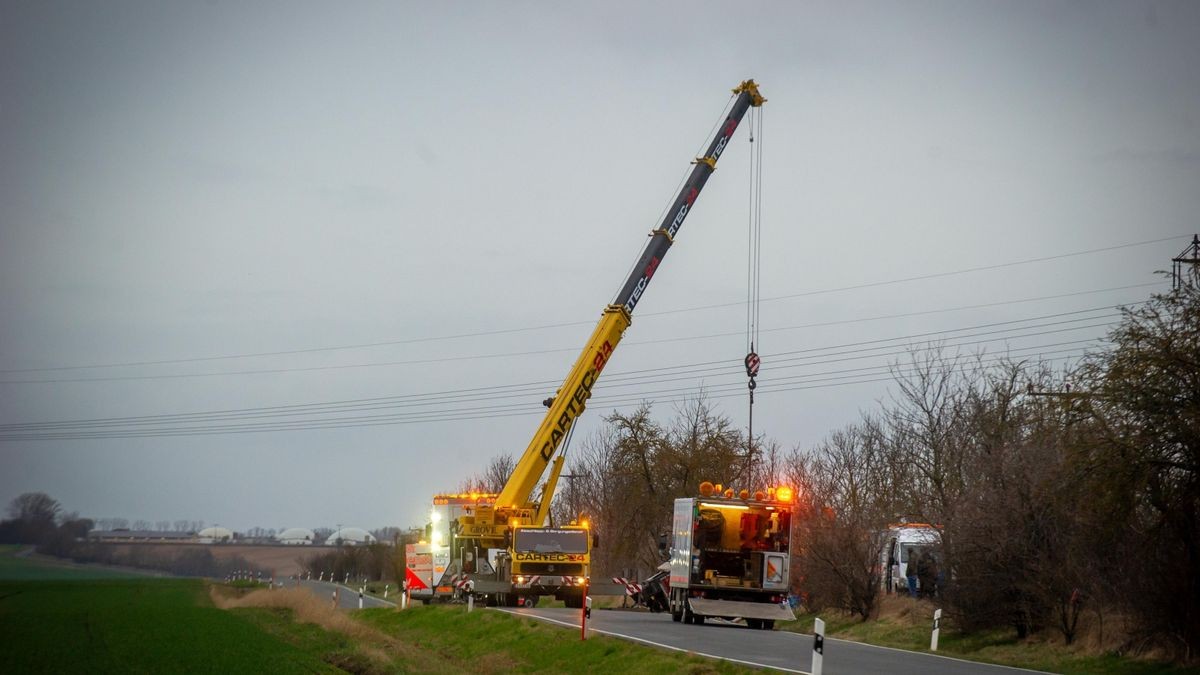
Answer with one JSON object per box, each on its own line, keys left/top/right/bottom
{"left": 744, "top": 352, "right": 760, "bottom": 378}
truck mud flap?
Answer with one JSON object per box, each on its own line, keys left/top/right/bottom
{"left": 688, "top": 598, "right": 796, "bottom": 622}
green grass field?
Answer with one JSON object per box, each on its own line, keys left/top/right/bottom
{"left": 0, "top": 547, "right": 758, "bottom": 675}
{"left": 0, "top": 578, "right": 349, "bottom": 673}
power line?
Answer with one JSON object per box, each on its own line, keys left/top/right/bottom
{"left": 0, "top": 286, "right": 1150, "bottom": 384}
{"left": 0, "top": 237, "right": 1179, "bottom": 375}
{"left": 0, "top": 347, "right": 1091, "bottom": 441}
{"left": 0, "top": 331, "right": 1105, "bottom": 434}
{"left": 0, "top": 315, "right": 1110, "bottom": 440}
{"left": 0, "top": 305, "right": 1121, "bottom": 430}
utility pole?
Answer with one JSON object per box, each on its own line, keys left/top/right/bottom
{"left": 1172, "top": 234, "right": 1200, "bottom": 290}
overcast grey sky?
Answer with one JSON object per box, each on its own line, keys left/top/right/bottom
{"left": 2, "top": 1, "right": 1197, "bottom": 532}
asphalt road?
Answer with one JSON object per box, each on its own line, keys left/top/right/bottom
{"left": 501, "top": 607, "right": 1054, "bottom": 675}
{"left": 289, "top": 581, "right": 1050, "bottom": 674}
{"left": 296, "top": 578, "right": 396, "bottom": 610}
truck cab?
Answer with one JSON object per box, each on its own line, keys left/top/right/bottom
{"left": 507, "top": 524, "right": 591, "bottom": 608}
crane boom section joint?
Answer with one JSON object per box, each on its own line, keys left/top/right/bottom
{"left": 496, "top": 306, "right": 631, "bottom": 509}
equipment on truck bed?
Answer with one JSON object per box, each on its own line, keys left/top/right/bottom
{"left": 669, "top": 482, "right": 797, "bottom": 629}
{"left": 438, "top": 80, "right": 767, "bottom": 608}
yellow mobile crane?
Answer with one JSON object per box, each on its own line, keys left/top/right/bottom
{"left": 446, "top": 80, "right": 766, "bottom": 608}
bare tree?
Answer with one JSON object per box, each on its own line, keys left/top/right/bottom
{"left": 555, "top": 397, "right": 749, "bottom": 576}
{"left": 1069, "top": 283, "right": 1200, "bottom": 657}
{"left": 7, "top": 493, "right": 61, "bottom": 524}
{"left": 456, "top": 452, "right": 517, "bottom": 494}
{"left": 787, "top": 423, "right": 893, "bottom": 619}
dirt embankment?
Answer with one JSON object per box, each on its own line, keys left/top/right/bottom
{"left": 99, "top": 543, "right": 326, "bottom": 576}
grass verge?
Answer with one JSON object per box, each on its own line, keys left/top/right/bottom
{"left": 225, "top": 586, "right": 763, "bottom": 673}
{"left": 355, "top": 604, "right": 758, "bottom": 674}
{"left": 782, "top": 598, "right": 1200, "bottom": 675}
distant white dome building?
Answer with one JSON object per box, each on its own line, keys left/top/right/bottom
{"left": 197, "top": 526, "right": 234, "bottom": 544}
{"left": 278, "top": 527, "right": 315, "bottom": 545}
{"left": 323, "top": 527, "right": 376, "bottom": 546}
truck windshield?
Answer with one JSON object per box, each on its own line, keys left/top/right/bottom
{"left": 513, "top": 528, "right": 588, "bottom": 554}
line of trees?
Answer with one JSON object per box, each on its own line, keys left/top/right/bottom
{"left": 553, "top": 282, "right": 1197, "bottom": 661}
{"left": 0, "top": 492, "right": 260, "bottom": 576}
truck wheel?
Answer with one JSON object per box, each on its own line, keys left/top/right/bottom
{"left": 526, "top": 595, "right": 538, "bottom": 608}
{"left": 682, "top": 601, "right": 694, "bottom": 624}
{"left": 763, "top": 620, "right": 775, "bottom": 630}
{"left": 747, "top": 618, "right": 762, "bottom": 630}
{"left": 694, "top": 614, "right": 705, "bottom": 625}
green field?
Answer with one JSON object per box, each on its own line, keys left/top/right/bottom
{"left": 0, "top": 578, "right": 352, "bottom": 673}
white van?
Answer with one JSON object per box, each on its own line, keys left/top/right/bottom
{"left": 881, "top": 523, "right": 941, "bottom": 595}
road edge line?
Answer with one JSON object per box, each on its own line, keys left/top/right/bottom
{"left": 492, "top": 608, "right": 809, "bottom": 674}
{"left": 778, "top": 631, "right": 1055, "bottom": 674}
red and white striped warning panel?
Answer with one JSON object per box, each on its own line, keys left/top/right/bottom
{"left": 611, "top": 577, "right": 642, "bottom": 595}
{"left": 454, "top": 575, "right": 471, "bottom": 589}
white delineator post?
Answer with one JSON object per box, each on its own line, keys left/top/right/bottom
{"left": 467, "top": 592, "right": 474, "bottom": 613}
{"left": 931, "top": 608, "right": 942, "bottom": 651}
{"left": 331, "top": 588, "right": 337, "bottom": 609}
{"left": 812, "top": 617, "right": 825, "bottom": 675}
{"left": 358, "top": 587, "right": 364, "bottom": 609}
{"left": 580, "top": 580, "right": 590, "bottom": 641}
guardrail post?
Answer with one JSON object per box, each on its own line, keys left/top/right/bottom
{"left": 812, "top": 617, "right": 825, "bottom": 675}
{"left": 931, "top": 608, "right": 942, "bottom": 651}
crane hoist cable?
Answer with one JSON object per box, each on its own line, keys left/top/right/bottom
{"left": 744, "top": 103, "right": 765, "bottom": 471}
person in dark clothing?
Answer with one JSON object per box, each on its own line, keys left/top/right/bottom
{"left": 906, "top": 551, "right": 919, "bottom": 598}
{"left": 916, "top": 550, "right": 938, "bottom": 599}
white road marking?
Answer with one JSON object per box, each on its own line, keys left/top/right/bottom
{"left": 777, "top": 631, "right": 1055, "bottom": 674}
{"left": 492, "top": 608, "right": 810, "bottom": 674}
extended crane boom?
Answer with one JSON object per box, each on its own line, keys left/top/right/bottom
{"left": 446, "top": 80, "right": 765, "bottom": 609}
{"left": 494, "top": 79, "right": 765, "bottom": 514}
